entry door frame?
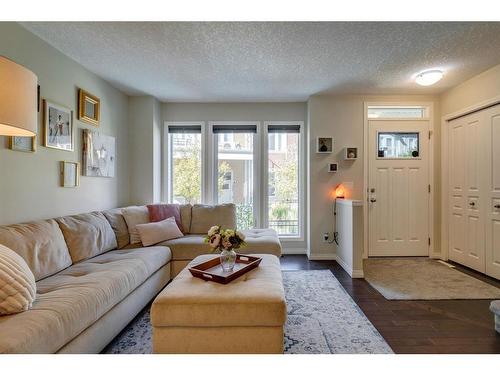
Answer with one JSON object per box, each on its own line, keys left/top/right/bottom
{"left": 363, "top": 101, "right": 435, "bottom": 259}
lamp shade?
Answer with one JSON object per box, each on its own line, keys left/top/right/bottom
{"left": 0, "top": 56, "right": 38, "bottom": 136}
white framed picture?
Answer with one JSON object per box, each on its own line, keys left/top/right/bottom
{"left": 82, "top": 129, "right": 116, "bottom": 177}
{"left": 44, "top": 100, "right": 74, "bottom": 151}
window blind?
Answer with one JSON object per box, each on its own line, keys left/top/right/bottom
{"left": 168, "top": 125, "right": 202, "bottom": 133}
{"left": 212, "top": 124, "right": 257, "bottom": 134}
{"left": 267, "top": 124, "right": 301, "bottom": 133}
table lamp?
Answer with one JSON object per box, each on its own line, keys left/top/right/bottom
{"left": 0, "top": 56, "right": 38, "bottom": 136}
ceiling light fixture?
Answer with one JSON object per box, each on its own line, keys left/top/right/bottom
{"left": 415, "top": 70, "right": 444, "bottom": 86}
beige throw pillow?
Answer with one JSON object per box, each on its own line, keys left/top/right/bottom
{"left": 122, "top": 206, "right": 150, "bottom": 244}
{"left": 0, "top": 244, "right": 36, "bottom": 316}
{"left": 190, "top": 204, "right": 237, "bottom": 234}
{"left": 136, "top": 217, "right": 184, "bottom": 246}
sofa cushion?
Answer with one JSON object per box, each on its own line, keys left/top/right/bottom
{"left": 160, "top": 229, "right": 282, "bottom": 261}
{"left": 122, "top": 206, "right": 149, "bottom": 244}
{"left": 102, "top": 208, "right": 130, "bottom": 249}
{"left": 151, "top": 254, "right": 286, "bottom": 327}
{"left": 0, "top": 246, "right": 171, "bottom": 353}
{"left": 0, "top": 244, "right": 36, "bottom": 316}
{"left": 180, "top": 204, "right": 192, "bottom": 234}
{"left": 241, "top": 229, "right": 282, "bottom": 257}
{"left": 160, "top": 235, "right": 213, "bottom": 261}
{"left": 56, "top": 212, "right": 118, "bottom": 263}
{"left": 0, "top": 219, "right": 72, "bottom": 281}
{"left": 189, "top": 204, "right": 236, "bottom": 234}
{"left": 148, "top": 204, "right": 185, "bottom": 233}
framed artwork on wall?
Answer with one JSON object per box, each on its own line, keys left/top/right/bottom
{"left": 82, "top": 129, "right": 116, "bottom": 177}
{"left": 43, "top": 100, "right": 74, "bottom": 151}
{"left": 9, "top": 136, "right": 36, "bottom": 152}
{"left": 60, "top": 161, "right": 79, "bottom": 188}
{"left": 78, "top": 89, "right": 100, "bottom": 126}
{"left": 316, "top": 137, "right": 333, "bottom": 153}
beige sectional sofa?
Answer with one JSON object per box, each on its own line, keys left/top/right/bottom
{"left": 0, "top": 204, "right": 282, "bottom": 354}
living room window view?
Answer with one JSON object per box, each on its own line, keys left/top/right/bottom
{"left": 1, "top": 12, "right": 500, "bottom": 365}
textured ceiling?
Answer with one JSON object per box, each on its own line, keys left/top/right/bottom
{"left": 20, "top": 22, "right": 500, "bottom": 101}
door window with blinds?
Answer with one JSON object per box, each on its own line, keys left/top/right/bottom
{"left": 165, "top": 121, "right": 303, "bottom": 238}
{"left": 167, "top": 124, "right": 202, "bottom": 204}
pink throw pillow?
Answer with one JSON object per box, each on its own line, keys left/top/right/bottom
{"left": 147, "top": 204, "right": 184, "bottom": 233}
{"left": 136, "top": 217, "right": 184, "bottom": 247}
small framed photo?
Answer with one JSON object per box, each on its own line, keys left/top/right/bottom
{"left": 43, "top": 100, "right": 74, "bottom": 151}
{"left": 60, "top": 161, "right": 79, "bottom": 188}
{"left": 9, "top": 136, "right": 36, "bottom": 152}
{"left": 328, "top": 163, "right": 338, "bottom": 173}
{"left": 78, "top": 89, "right": 100, "bottom": 126}
{"left": 316, "top": 137, "right": 333, "bottom": 153}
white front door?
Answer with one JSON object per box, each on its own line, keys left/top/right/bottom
{"left": 368, "top": 120, "right": 430, "bottom": 256}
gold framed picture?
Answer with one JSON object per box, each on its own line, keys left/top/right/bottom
{"left": 9, "top": 136, "right": 36, "bottom": 152}
{"left": 78, "top": 89, "right": 100, "bottom": 126}
{"left": 43, "top": 100, "right": 74, "bottom": 151}
{"left": 60, "top": 161, "right": 79, "bottom": 188}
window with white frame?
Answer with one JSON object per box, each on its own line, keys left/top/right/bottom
{"left": 167, "top": 124, "right": 202, "bottom": 204}
{"left": 165, "top": 121, "right": 303, "bottom": 238}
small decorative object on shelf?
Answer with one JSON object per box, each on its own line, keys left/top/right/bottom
{"left": 316, "top": 137, "right": 333, "bottom": 153}
{"left": 205, "top": 226, "right": 247, "bottom": 272}
{"left": 328, "top": 163, "right": 338, "bottom": 173}
{"left": 344, "top": 147, "right": 358, "bottom": 160}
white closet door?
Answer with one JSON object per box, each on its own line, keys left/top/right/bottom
{"left": 485, "top": 105, "right": 500, "bottom": 279}
{"left": 448, "top": 111, "right": 486, "bottom": 272}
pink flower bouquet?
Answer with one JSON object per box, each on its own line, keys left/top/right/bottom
{"left": 204, "top": 225, "right": 246, "bottom": 252}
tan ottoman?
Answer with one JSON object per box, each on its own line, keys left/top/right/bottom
{"left": 151, "top": 254, "right": 287, "bottom": 354}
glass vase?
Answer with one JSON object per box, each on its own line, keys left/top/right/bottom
{"left": 220, "top": 249, "right": 237, "bottom": 272}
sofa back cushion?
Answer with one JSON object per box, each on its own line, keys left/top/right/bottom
{"left": 102, "top": 208, "right": 130, "bottom": 249}
{"left": 190, "top": 204, "right": 237, "bottom": 234}
{"left": 180, "top": 204, "right": 192, "bottom": 234}
{"left": 147, "top": 204, "right": 185, "bottom": 233}
{"left": 121, "top": 206, "right": 150, "bottom": 244}
{"left": 0, "top": 219, "right": 72, "bottom": 281}
{"left": 56, "top": 212, "right": 117, "bottom": 263}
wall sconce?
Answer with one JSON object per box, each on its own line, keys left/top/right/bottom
{"left": 0, "top": 56, "right": 38, "bottom": 136}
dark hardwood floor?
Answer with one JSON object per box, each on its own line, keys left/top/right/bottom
{"left": 280, "top": 255, "right": 500, "bottom": 354}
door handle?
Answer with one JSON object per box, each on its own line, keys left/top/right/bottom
{"left": 469, "top": 202, "right": 475, "bottom": 207}
{"left": 370, "top": 198, "right": 377, "bottom": 203}
{"left": 495, "top": 204, "right": 500, "bottom": 209}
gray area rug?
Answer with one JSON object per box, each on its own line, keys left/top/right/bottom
{"left": 364, "top": 258, "right": 500, "bottom": 300}
{"left": 103, "top": 270, "right": 392, "bottom": 354}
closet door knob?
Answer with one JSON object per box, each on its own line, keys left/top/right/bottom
{"left": 495, "top": 204, "right": 500, "bottom": 209}
{"left": 469, "top": 202, "right": 475, "bottom": 206}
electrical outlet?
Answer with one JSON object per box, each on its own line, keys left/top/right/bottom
{"left": 323, "top": 232, "right": 329, "bottom": 242}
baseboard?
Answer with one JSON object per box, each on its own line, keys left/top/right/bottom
{"left": 282, "top": 247, "right": 307, "bottom": 255}
{"left": 307, "top": 253, "right": 337, "bottom": 261}
{"left": 336, "top": 255, "right": 364, "bottom": 278}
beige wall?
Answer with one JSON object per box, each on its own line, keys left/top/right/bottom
{"left": 307, "top": 94, "right": 441, "bottom": 259}
{"left": 441, "top": 63, "right": 500, "bottom": 116}
{"left": 0, "top": 23, "right": 130, "bottom": 225}
{"left": 163, "top": 102, "right": 307, "bottom": 123}
{"left": 128, "top": 96, "right": 162, "bottom": 205}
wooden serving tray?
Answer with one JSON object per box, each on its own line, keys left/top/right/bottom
{"left": 189, "top": 254, "right": 262, "bottom": 284}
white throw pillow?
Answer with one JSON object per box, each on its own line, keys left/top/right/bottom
{"left": 136, "top": 217, "right": 184, "bottom": 246}
{"left": 122, "top": 206, "right": 150, "bottom": 244}
{"left": 0, "top": 244, "right": 36, "bottom": 315}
